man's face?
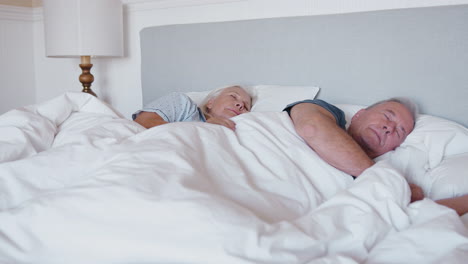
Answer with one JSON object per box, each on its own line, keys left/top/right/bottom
{"left": 348, "top": 101, "right": 415, "bottom": 158}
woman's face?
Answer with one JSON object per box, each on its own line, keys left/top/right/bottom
{"left": 206, "top": 86, "right": 252, "bottom": 119}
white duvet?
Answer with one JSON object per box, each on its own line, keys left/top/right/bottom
{"left": 0, "top": 93, "right": 467, "bottom": 264}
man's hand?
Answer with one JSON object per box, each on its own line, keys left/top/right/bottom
{"left": 409, "top": 183, "right": 424, "bottom": 202}
{"left": 436, "top": 194, "right": 468, "bottom": 216}
{"left": 206, "top": 116, "right": 236, "bottom": 130}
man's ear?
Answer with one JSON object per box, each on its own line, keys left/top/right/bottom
{"left": 351, "top": 109, "right": 365, "bottom": 121}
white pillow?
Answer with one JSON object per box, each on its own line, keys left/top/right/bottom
{"left": 185, "top": 90, "right": 210, "bottom": 105}
{"left": 186, "top": 85, "right": 320, "bottom": 112}
{"left": 250, "top": 85, "right": 320, "bottom": 112}
{"left": 408, "top": 115, "right": 468, "bottom": 167}
{"left": 427, "top": 152, "right": 468, "bottom": 200}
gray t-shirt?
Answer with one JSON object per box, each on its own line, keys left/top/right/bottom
{"left": 283, "top": 99, "right": 346, "bottom": 129}
{"left": 132, "top": 92, "right": 206, "bottom": 123}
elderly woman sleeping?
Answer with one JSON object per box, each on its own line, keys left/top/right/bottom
{"left": 132, "top": 85, "right": 253, "bottom": 130}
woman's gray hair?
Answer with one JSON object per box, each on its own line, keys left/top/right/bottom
{"left": 367, "top": 97, "right": 419, "bottom": 123}
{"left": 199, "top": 85, "right": 255, "bottom": 116}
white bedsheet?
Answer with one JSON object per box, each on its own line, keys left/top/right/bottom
{"left": 0, "top": 93, "right": 467, "bottom": 263}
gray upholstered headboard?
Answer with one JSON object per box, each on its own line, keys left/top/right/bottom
{"left": 140, "top": 5, "right": 468, "bottom": 127}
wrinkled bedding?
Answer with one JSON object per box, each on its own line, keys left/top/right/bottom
{"left": 0, "top": 93, "right": 467, "bottom": 263}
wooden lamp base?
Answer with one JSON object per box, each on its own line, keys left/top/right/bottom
{"left": 79, "top": 56, "right": 97, "bottom": 97}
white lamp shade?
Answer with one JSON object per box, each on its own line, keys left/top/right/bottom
{"left": 43, "top": 0, "right": 123, "bottom": 58}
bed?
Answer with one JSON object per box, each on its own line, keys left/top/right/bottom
{"left": 1, "top": 4, "right": 468, "bottom": 264}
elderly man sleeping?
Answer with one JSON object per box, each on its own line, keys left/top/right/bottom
{"left": 285, "top": 97, "right": 468, "bottom": 216}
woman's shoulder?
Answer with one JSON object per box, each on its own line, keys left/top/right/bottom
{"left": 165, "top": 92, "right": 201, "bottom": 121}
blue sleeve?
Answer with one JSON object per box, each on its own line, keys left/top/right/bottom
{"left": 283, "top": 99, "right": 346, "bottom": 129}
{"left": 132, "top": 93, "right": 200, "bottom": 122}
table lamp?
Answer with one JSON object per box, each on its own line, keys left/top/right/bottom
{"left": 43, "top": 0, "right": 123, "bottom": 97}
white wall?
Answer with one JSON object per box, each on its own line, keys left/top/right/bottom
{"left": 0, "top": 5, "right": 36, "bottom": 114}
{"left": 2, "top": 0, "right": 468, "bottom": 118}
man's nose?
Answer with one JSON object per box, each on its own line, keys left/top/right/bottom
{"left": 383, "top": 122, "right": 396, "bottom": 134}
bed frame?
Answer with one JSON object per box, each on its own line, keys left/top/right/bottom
{"left": 140, "top": 4, "right": 468, "bottom": 127}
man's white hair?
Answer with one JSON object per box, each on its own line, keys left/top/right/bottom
{"left": 367, "top": 97, "right": 419, "bottom": 123}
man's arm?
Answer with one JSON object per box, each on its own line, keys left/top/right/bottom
{"left": 436, "top": 194, "right": 468, "bottom": 216}
{"left": 290, "top": 103, "right": 374, "bottom": 177}
{"left": 134, "top": 112, "right": 168, "bottom": 128}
